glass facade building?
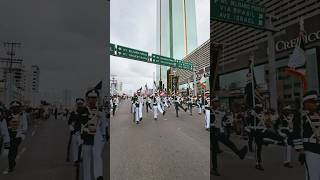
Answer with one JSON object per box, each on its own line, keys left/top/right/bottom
{"left": 156, "top": 0, "right": 198, "bottom": 88}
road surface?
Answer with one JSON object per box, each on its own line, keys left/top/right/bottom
{"left": 110, "top": 99, "right": 210, "bottom": 180}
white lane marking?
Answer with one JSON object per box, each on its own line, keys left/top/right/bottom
{"left": 16, "top": 147, "right": 27, "bottom": 160}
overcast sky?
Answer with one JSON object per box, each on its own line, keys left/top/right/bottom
{"left": 0, "top": 0, "right": 108, "bottom": 101}
{"left": 111, "top": 0, "right": 210, "bottom": 94}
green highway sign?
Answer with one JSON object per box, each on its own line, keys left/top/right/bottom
{"left": 116, "top": 45, "right": 149, "bottom": 62}
{"left": 151, "top": 54, "right": 176, "bottom": 67}
{"left": 110, "top": 43, "right": 116, "bottom": 55}
{"left": 176, "top": 60, "right": 193, "bottom": 71}
{"left": 110, "top": 43, "right": 193, "bottom": 71}
{"left": 211, "top": 0, "right": 265, "bottom": 29}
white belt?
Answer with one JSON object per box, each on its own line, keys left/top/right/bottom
{"left": 280, "top": 127, "right": 293, "bottom": 131}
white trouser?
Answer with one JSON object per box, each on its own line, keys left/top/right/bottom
{"left": 135, "top": 107, "right": 140, "bottom": 122}
{"left": 164, "top": 102, "right": 168, "bottom": 108}
{"left": 139, "top": 103, "right": 143, "bottom": 119}
{"left": 82, "top": 144, "right": 103, "bottom": 180}
{"left": 157, "top": 104, "right": 164, "bottom": 114}
{"left": 305, "top": 151, "right": 320, "bottom": 180}
{"left": 198, "top": 104, "right": 202, "bottom": 114}
{"left": 71, "top": 133, "right": 81, "bottom": 162}
{"left": 131, "top": 104, "right": 135, "bottom": 113}
{"left": 284, "top": 142, "right": 292, "bottom": 163}
{"left": 205, "top": 109, "right": 210, "bottom": 129}
{"left": 153, "top": 105, "right": 158, "bottom": 119}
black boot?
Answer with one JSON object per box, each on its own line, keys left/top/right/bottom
{"left": 238, "top": 146, "right": 248, "bottom": 160}
{"left": 283, "top": 162, "right": 293, "bottom": 168}
{"left": 97, "top": 176, "right": 104, "bottom": 180}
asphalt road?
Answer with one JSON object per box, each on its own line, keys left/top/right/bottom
{"left": 110, "top": 100, "right": 210, "bottom": 180}
{"left": 0, "top": 115, "right": 109, "bottom": 180}
{"left": 214, "top": 135, "right": 306, "bottom": 180}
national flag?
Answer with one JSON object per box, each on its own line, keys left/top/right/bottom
{"left": 288, "top": 31, "right": 306, "bottom": 68}
{"left": 199, "top": 68, "right": 207, "bottom": 90}
{"left": 285, "top": 23, "right": 308, "bottom": 92}
{"left": 244, "top": 59, "right": 263, "bottom": 108}
{"left": 160, "top": 91, "right": 165, "bottom": 96}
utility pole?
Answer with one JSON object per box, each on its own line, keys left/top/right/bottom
{"left": 110, "top": 74, "right": 117, "bottom": 95}
{"left": 0, "top": 41, "right": 23, "bottom": 105}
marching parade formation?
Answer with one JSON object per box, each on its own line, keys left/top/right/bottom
{"left": 211, "top": 89, "right": 320, "bottom": 179}
{"left": 110, "top": 85, "right": 212, "bottom": 131}
{"left": 0, "top": 87, "right": 109, "bottom": 180}
{"left": 211, "top": 20, "right": 320, "bottom": 179}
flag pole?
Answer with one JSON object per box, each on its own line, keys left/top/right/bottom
{"left": 250, "top": 54, "right": 258, "bottom": 164}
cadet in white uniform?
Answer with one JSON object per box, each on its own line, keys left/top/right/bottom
{"left": 293, "top": 91, "right": 320, "bottom": 180}
{"left": 204, "top": 96, "right": 211, "bottom": 130}
{"left": 3, "top": 101, "right": 28, "bottom": 174}
{"left": 212, "top": 95, "right": 248, "bottom": 176}
{"left": 274, "top": 105, "right": 297, "bottom": 168}
{"left": 0, "top": 107, "right": 10, "bottom": 157}
{"left": 67, "top": 98, "right": 85, "bottom": 166}
{"left": 81, "top": 90, "right": 107, "bottom": 180}
{"left": 196, "top": 95, "right": 202, "bottom": 115}
{"left": 153, "top": 92, "right": 166, "bottom": 120}
{"left": 137, "top": 90, "right": 144, "bottom": 121}
{"left": 145, "top": 95, "right": 152, "bottom": 113}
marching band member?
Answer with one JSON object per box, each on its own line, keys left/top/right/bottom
{"left": 293, "top": 90, "right": 320, "bottom": 180}
{"left": 246, "top": 103, "right": 284, "bottom": 170}
{"left": 3, "top": 101, "right": 28, "bottom": 174}
{"left": 0, "top": 106, "right": 10, "bottom": 157}
{"left": 81, "top": 90, "right": 106, "bottom": 180}
{"left": 67, "top": 98, "right": 86, "bottom": 166}
{"left": 153, "top": 92, "right": 166, "bottom": 120}
{"left": 212, "top": 95, "right": 248, "bottom": 176}
{"left": 137, "top": 90, "right": 144, "bottom": 121}
{"left": 274, "top": 105, "right": 297, "bottom": 168}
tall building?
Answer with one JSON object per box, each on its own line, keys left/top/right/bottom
{"left": 1, "top": 66, "right": 25, "bottom": 103}
{"left": 156, "top": 0, "right": 198, "bottom": 88}
{"left": 23, "top": 65, "right": 40, "bottom": 106}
